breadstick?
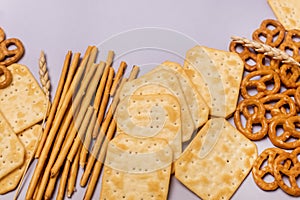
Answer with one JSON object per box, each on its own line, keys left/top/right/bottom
{"left": 80, "top": 78, "right": 127, "bottom": 186}
{"left": 92, "top": 67, "right": 115, "bottom": 138}
{"left": 57, "top": 52, "right": 81, "bottom": 111}
{"left": 85, "top": 46, "right": 98, "bottom": 74}
{"left": 67, "top": 145, "right": 81, "bottom": 198}
{"left": 56, "top": 160, "right": 71, "bottom": 200}
{"left": 84, "top": 120, "right": 116, "bottom": 200}
{"left": 80, "top": 109, "right": 97, "bottom": 168}
{"left": 25, "top": 47, "right": 92, "bottom": 200}
{"left": 44, "top": 172, "right": 59, "bottom": 200}
{"left": 51, "top": 62, "right": 105, "bottom": 176}
{"left": 106, "top": 50, "right": 114, "bottom": 67}
{"left": 67, "top": 106, "right": 94, "bottom": 162}
{"left": 110, "top": 61, "right": 127, "bottom": 96}
{"left": 35, "top": 51, "right": 72, "bottom": 158}
{"left": 128, "top": 65, "right": 140, "bottom": 81}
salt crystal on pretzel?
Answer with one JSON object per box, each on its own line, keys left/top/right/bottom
{"left": 0, "top": 64, "right": 49, "bottom": 134}
{"left": 184, "top": 46, "right": 244, "bottom": 118}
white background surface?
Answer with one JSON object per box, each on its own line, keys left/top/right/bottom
{"left": 0, "top": 0, "right": 295, "bottom": 199}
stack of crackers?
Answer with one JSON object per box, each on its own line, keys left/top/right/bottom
{"left": 100, "top": 46, "right": 258, "bottom": 200}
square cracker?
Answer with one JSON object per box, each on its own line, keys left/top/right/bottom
{"left": 158, "top": 61, "right": 209, "bottom": 129}
{"left": 120, "top": 67, "right": 194, "bottom": 142}
{"left": 100, "top": 133, "right": 173, "bottom": 200}
{"left": 115, "top": 94, "right": 182, "bottom": 159}
{"left": 0, "top": 112, "right": 25, "bottom": 180}
{"left": 0, "top": 124, "right": 41, "bottom": 194}
{"left": 175, "top": 118, "right": 257, "bottom": 200}
{"left": 0, "top": 64, "right": 49, "bottom": 134}
{"left": 268, "top": 0, "right": 300, "bottom": 30}
{"left": 184, "top": 46, "right": 244, "bottom": 118}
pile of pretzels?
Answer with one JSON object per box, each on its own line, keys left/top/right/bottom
{"left": 0, "top": 27, "right": 24, "bottom": 88}
{"left": 230, "top": 19, "right": 300, "bottom": 196}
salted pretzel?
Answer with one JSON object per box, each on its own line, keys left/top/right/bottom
{"left": 252, "top": 19, "right": 285, "bottom": 47}
{"left": 0, "top": 27, "right": 24, "bottom": 66}
{"left": 269, "top": 116, "right": 300, "bottom": 149}
{"left": 260, "top": 93, "right": 297, "bottom": 123}
{"left": 234, "top": 98, "right": 268, "bottom": 140}
{"left": 229, "top": 41, "right": 258, "bottom": 71}
{"left": 274, "top": 147, "right": 300, "bottom": 196}
{"left": 240, "top": 69, "right": 281, "bottom": 99}
{"left": 279, "top": 29, "right": 300, "bottom": 61}
{"left": 282, "top": 88, "right": 300, "bottom": 112}
{"left": 0, "top": 65, "right": 12, "bottom": 89}
{"left": 252, "top": 148, "right": 290, "bottom": 191}
{"left": 256, "top": 54, "right": 280, "bottom": 73}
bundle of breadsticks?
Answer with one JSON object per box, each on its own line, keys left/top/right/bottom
{"left": 23, "top": 46, "right": 139, "bottom": 200}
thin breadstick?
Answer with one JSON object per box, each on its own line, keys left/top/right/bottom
{"left": 35, "top": 51, "right": 72, "bottom": 158}
{"left": 80, "top": 109, "right": 97, "bottom": 168}
{"left": 128, "top": 65, "right": 140, "bottom": 81}
{"left": 51, "top": 62, "right": 105, "bottom": 176}
{"left": 92, "top": 67, "right": 115, "bottom": 138}
{"left": 44, "top": 172, "right": 59, "bottom": 200}
{"left": 67, "top": 144, "right": 81, "bottom": 198}
{"left": 25, "top": 47, "right": 92, "bottom": 200}
{"left": 84, "top": 120, "right": 116, "bottom": 200}
{"left": 110, "top": 61, "right": 127, "bottom": 96}
{"left": 57, "top": 52, "right": 81, "bottom": 111}
{"left": 67, "top": 106, "right": 94, "bottom": 162}
{"left": 85, "top": 46, "right": 98, "bottom": 74}
{"left": 106, "top": 50, "right": 114, "bottom": 67}
{"left": 80, "top": 78, "right": 127, "bottom": 186}
{"left": 33, "top": 176, "right": 41, "bottom": 200}
{"left": 56, "top": 160, "right": 71, "bottom": 200}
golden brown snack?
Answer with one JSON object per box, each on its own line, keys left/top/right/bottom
{"left": 0, "top": 64, "right": 12, "bottom": 89}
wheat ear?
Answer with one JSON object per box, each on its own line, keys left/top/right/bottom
{"left": 231, "top": 36, "right": 300, "bottom": 67}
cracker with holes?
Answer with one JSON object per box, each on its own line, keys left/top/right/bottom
{"left": 120, "top": 67, "right": 194, "bottom": 142}
{"left": 0, "top": 124, "right": 41, "bottom": 194}
{"left": 115, "top": 94, "right": 182, "bottom": 159}
{"left": 100, "top": 133, "right": 173, "bottom": 200}
{"left": 184, "top": 46, "right": 244, "bottom": 118}
{"left": 268, "top": 0, "right": 300, "bottom": 30}
{"left": 175, "top": 118, "right": 257, "bottom": 200}
{"left": 0, "top": 63, "right": 48, "bottom": 134}
{"left": 157, "top": 61, "right": 209, "bottom": 129}
{"left": 0, "top": 112, "right": 25, "bottom": 180}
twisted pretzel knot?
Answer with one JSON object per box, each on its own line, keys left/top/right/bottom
{"left": 234, "top": 98, "right": 268, "bottom": 140}
{"left": 274, "top": 147, "right": 300, "bottom": 196}
{"left": 0, "top": 65, "right": 12, "bottom": 89}
{"left": 260, "top": 94, "right": 297, "bottom": 123}
{"left": 269, "top": 116, "right": 300, "bottom": 149}
{"left": 252, "top": 148, "right": 290, "bottom": 191}
{"left": 240, "top": 69, "right": 281, "bottom": 99}
{"left": 229, "top": 41, "right": 257, "bottom": 71}
{"left": 252, "top": 19, "right": 285, "bottom": 47}
{"left": 0, "top": 27, "right": 24, "bottom": 66}
{"left": 282, "top": 88, "right": 300, "bottom": 112}
{"left": 256, "top": 54, "right": 280, "bottom": 73}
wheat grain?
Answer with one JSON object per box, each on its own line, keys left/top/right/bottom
{"left": 231, "top": 36, "right": 300, "bottom": 66}
{"left": 39, "top": 51, "right": 51, "bottom": 98}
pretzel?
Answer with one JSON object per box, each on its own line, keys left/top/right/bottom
{"left": 260, "top": 94, "right": 297, "bottom": 123}
{"left": 273, "top": 147, "right": 300, "bottom": 196}
{"left": 279, "top": 29, "right": 300, "bottom": 61}
{"left": 256, "top": 54, "right": 280, "bottom": 73}
{"left": 279, "top": 63, "right": 300, "bottom": 88}
{"left": 252, "top": 148, "right": 290, "bottom": 191}
{"left": 0, "top": 65, "right": 12, "bottom": 89}
{"left": 229, "top": 40, "right": 258, "bottom": 71}
{"left": 269, "top": 116, "right": 300, "bottom": 149}
{"left": 240, "top": 69, "right": 281, "bottom": 99}
{"left": 234, "top": 98, "right": 268, "bottom": 140}
{"left": 0, "top": 36, "right": 24, "bottom": 66}
{"left": 0, "top": 28, "right": 5, "bottom": 43}
{"left": 281, "top": 88, "right": 300, "bottom": 112}
{"left": 252, "top": 19, "right": 285, "bottom": 47}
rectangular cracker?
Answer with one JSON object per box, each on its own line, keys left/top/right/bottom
{"left": 115, "top": 94, "right": 182, "bottom": 159}
{"left": 184, "top": 46, "right": 244, "bottom": 118}
{"left": 159, "top": 61, "right": 209, "bottom": 130}
{"left": 0, "top": 112, "right": 25, "bottom": 180}
{"left": 120, "top": 67, "right": 194, "bottom": 142}
{"left": 100, "top": 133, "right": 173, "bottom": 200}
{"left": 175, "top": 118, "right": 257, "bottom": 200}
{"left": 0, "top": 124, "right": 41, "bottom": 194}
{"left": 0, "top": 64, "right": 49, "bottom": 134}
{"left": 268, "top": 0, "right": 300, "bottom": 30}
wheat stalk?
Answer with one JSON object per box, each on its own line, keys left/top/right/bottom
{"left": 39, "top": 51, "right": 51, "bottom": 98}
{"left": 231, "top": 36, "right": 300, "bottom": 67}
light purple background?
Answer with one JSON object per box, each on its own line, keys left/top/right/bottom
{"left": 1, "top": 0, "right": 294, "bottom": 199}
